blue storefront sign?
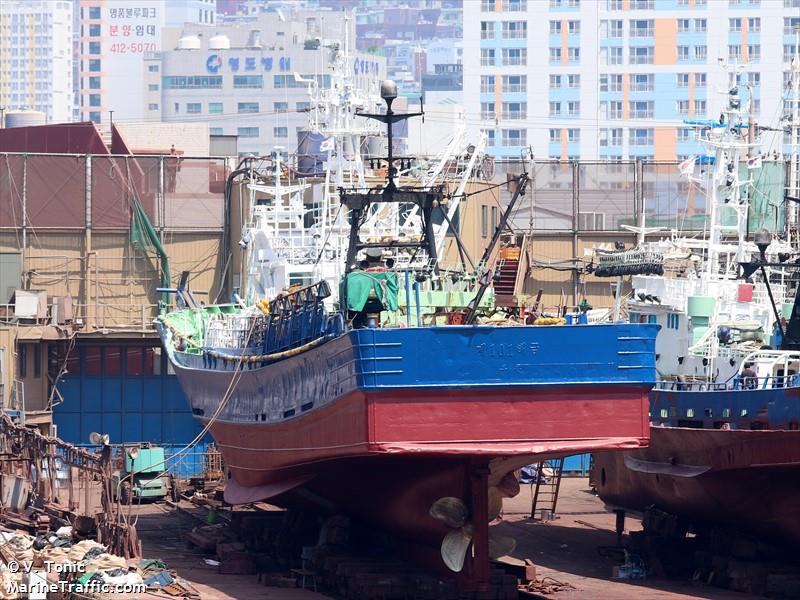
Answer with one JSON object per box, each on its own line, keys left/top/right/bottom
{"left": 206, "top": 54, "right": 291, "bottom": 73}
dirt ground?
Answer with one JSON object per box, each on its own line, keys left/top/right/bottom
{"left": 133, "top": 478, "right": 757, "bottom": 600}
{"left": 495, "top": 477, "right": 755, "bottom": 600}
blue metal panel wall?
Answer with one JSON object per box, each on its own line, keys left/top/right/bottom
{"left": 54, "top": 345, "right": 208, "bottom": 475}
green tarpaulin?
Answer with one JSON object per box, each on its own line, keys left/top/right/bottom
{"left": 130, "top": 197, "right": 170, "bottom": 290}
{"left": 343, "top": 271, "right": 399, "bottom": 312}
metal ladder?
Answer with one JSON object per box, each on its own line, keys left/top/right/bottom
{"left": 530, "top": 457, "right": 565, "bottom": 520}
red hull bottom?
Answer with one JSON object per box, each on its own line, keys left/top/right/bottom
{"left": 593, "top": 427, "right": 800, "bottom": 544}
{"left": 203, "top": 384, "right": 650, "bottom": 588}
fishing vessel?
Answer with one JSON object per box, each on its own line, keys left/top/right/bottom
{"left": 157, "top": 81, "right": 659, "bottom": 588}
{"left": 593, "top": 62, "right": 800, "bottom": 544}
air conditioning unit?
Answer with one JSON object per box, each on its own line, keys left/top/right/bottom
{"left": 578, "top": 212, "right": 606, "bottom": 231}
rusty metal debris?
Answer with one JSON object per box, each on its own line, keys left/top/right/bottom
{"left": 0, "top": 414, "right": 138, "bottom": 558}
{"left": 520, "top": 577, "right": 577, "bottom": 595}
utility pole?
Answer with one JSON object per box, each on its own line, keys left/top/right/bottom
{"left": 0, "top": 106, "right": 5, "bottom": 128}
{"left": 789, "top": 31, "right": 800, "bottom": 236}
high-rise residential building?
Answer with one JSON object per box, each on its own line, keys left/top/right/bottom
{"left": 75, "top": 0, "right": 215, "bottom": 124}
{"left": 145, "top": 8, "right": 384, "bottom": 156}
{"left": 464, "top": 0, "right": 800, "bottom": 161}
{"left": 0, "top": 0, "right": 74, "bottom": 124}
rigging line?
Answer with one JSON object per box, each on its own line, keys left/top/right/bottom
{"left": 313, "top": 202, "right": 343, "bottom": 268}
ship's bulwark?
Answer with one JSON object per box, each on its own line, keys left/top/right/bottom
{"left": 162, "top": 321, "right": 658, "bottom": 585}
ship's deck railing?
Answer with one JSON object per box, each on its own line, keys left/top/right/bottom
{"left": 656, "top": 373, "right": 799, "bottom": 392}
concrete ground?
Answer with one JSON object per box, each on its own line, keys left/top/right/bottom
{"left": 495, "top": 477, "right": 756, "bottom": 600}
{"left": 132, "top": 478, "right": 757, "bottom": 599}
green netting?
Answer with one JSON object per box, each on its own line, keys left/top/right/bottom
{"left": 130, "top": 197, "right": 170, "bottom": 289}
{"left": 720, "top": 162, "right": 786, "bottom": 233}
{"left": 343, "top": 271, "right": 399, "bottom": 312}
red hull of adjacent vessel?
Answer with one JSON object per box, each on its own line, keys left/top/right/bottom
{"left": 593, "top": 427, "right": 800, "bottom": 544}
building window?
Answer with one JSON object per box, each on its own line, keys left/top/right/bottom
{"left": 480, "top": 21, "right": 494, "bottom": 39}
{"left": 89, "top": 111, "right": 100, "bottom": 123}
{"left": 747, "top": 72, "right": 760, "bottom": 87}
{"left": 629, "top": 128, "right": 654, "bottom": 146}
{"left": 630, "top": 19, "right": 654, "bottom": 37}
{"left": 751, "top": 99, "right": 760, "bottom": 115}
{"left": 481, "top": 205, "right": 488, "bottom": 237}
{"left": 677, "top": 19, "right": 690, "bottom": 33}
{"left": 89, "top": 6, "right": 100, "bottom": 18}
{"left": 480, "top": 49, "right": 495, "bottom": 66}
{"left": 148, "top": 84, "right": 158, "bottom": 91}
{"left": 209, "top": 102, "right": 223, "bottom": 114}
{"left": 748, "top": 17, "right": 760, "bottom": 32}
{"left": 549, "top": 129, "right": 559, "bottom": 143}
{"left": 89, "top": 94, "right": 101, "bottom": 108}
{"left": 677, "top": 128, "right": 692, "bottom": 142}
{"left": 148, "top": 103, "right": 159, "bottom": 111}
{"left": 501, "top": 129, "right": 526, "bottom": 147}
{"left": 502, "top": 75, "right": 526, "bottom": 92}
{"left": 694, "top": 100, "right": 706, "bottom": 115}
{"left": 89, "top": 41, "right": 100, "bottom": 54}
{"left": 481, "top": 102, "right": 496, "bottom": 119}
{"left": 236, "top": 102, "right": 259, "bottom": 113}
{"left": 549, "top": 48, "right": 562, "bottom": 63}
{"left": 18, "top": 345, "right": 26, "bottom": 379}
{"left": 610, "top": 129, "right": 623, "bottom": 146}
{"left": 549, "top": 21, "right": 561, "bottom": 35}
{"left": 784, "top": 17, "right": 800, "bottom": 35}
{"left": 89, "top": 24, "right": 100, "bottom": 36}
{"left": 234, "top": 75, "right": 263, "bottom": 89}
{"left": 567, "top": 74, "right": 580, "bottom": 88}
{"left": 187, "top": 103, "right": 201, "bottom": 113}
{"left": 695, "top": 46, "right": 707, "bottom": 61}
{"left": 568, "top": 20, "right": 580, "bottom": 35}
{"left": 677, "top": 100, "right": 690, "bottom": 114}
{"left": 549, "top": 75, "right": 561, "bottom": 88}
{"left": 502, "top": 0, "right": 527, "bottom": 10}
{"left": 501, "top": 21, "right": 527, "bottom": 39}
{"left": 676, "top": 73, "right": 689, "bottom": 88}
{"left": 677, "top": 46, "right": 689, "bottom": 61}
{"left": 748, "top": 45, "right": 760, "bottom": 63}
{"left": 482, "top": 129, "right": 495, "bottom": 146}
{"left": 237, "top": 127, "right": 259, "bottom": 138}
{"left": 148, "top": 65, "right": 159, "bottom": 73}
{"left": 786, "top": 0, "right": 800, "bottom": 7}
{"left": 567, "top": 128, "right": 580, "bottom": 143}
{"left": 608, "top": 101, "right": 623, "bottom": 119}
{"left": 89, "top": 59, "right": 100, "bottom": 72}
{"left": 549, "top": 102, "right": 561, "bottom": 116}
{"left": 631, "top": 0, "right": 654, "bottom": 7}
{"left": 89, "top": 76, "right": 100, "bottom": 89}
{"left": 567, "top": 101, "right": 580, "bottom": 116}
{"left": 607, "top": 0, "right": 623, "bottom": 8}
{"left": 274, "top": 127, "right": 288, "bottom": 138}
{"left": 481, "top": 76, "right": 495, "bottom": 93}
{"left": 729, "top": 18, "right": 741, "bottom": 32}
{"left": 567, "top": 47, "right": 580, "bottom": 63}
{"left": 695, "top": 19, "right": 706, "bottom": 32}
{"left": 502, "top": 102, "right": 526, "bottom": 119}
{"left": 629, "top": 101, "right": 654, "bottom": 118}
{"left": 629, "top": 73, "right": 653, "bottom": 91}
{"left": 630, "top": 47, "right": 654, "bottom": 65}
{"left": 502, "top": 48, "right": 526, "bottom": 65}
{"left": 695, "top": 73, "right": 707, "bottom": 87}
{"left": 273, "top": 102, "right": 288, "bottom": 113}
{"left": 729, "top": 45, "right": 741, "bottom": 61}
{"left": 210, "top": 127, "right": 223, "bottom": 136}
{"left": 481, "top": 0, "right": 495, "bottom": 12}
{"left": 609, "top": 20, "right": 623, "bottom": 38}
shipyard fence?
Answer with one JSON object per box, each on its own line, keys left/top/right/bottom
{"left": 493, "top": 158, "right": 789, "bottom": 234}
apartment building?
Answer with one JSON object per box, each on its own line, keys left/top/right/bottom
{"left": 464, "top": 0, "right": 800, "bottom": 160}
{"left": 0, "top": 0, "right": 73, "bottom": 123}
